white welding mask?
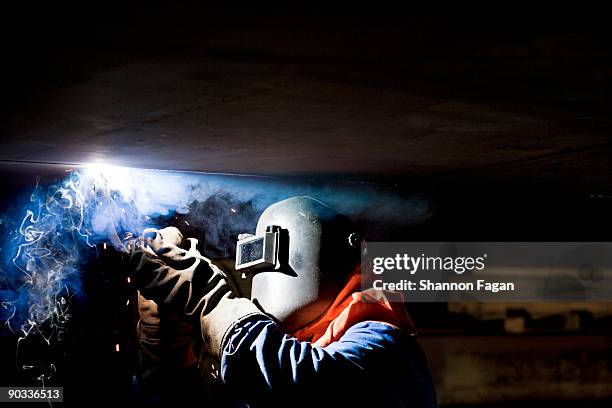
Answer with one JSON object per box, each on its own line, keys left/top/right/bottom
{"left": 236, "top": 196, "right": 360, "bottom": 331}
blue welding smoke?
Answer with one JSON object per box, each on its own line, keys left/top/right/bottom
{"left": 0, "top": 165, "right": 431, "bottom": 370}
{"left": 0, "top": 167, "right": 146, "bottom": 338}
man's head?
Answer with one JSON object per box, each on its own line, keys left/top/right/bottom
{"left": 242, "top": 196, "right": 360, "bottom": 331}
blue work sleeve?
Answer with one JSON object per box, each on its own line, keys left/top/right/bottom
{"left": 220, "top": 317, "right": 437, "bottom": 407}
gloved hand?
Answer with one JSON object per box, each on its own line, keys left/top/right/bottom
{"left": 128, "top": 226, "right": 265, "bottom": 357}
{"left": 128, "top": 226, "right": 230, "bottom": 317}
{"left": 136, "top": 293, "right": 197, "bottom": 375}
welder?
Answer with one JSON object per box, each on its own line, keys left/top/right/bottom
{"left": 129, "top": 196, "right": 437, "bottom": 407}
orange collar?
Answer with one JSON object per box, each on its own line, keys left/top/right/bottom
{"left": 291, "top": 273, "right": 415, "bottom": 347}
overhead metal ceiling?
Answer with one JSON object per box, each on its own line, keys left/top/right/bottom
{"left": 2, "top": 5, "right": 611, "bottom": 193}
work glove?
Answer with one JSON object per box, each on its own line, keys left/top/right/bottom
{"left": 128, "top": 226, "right": 229, "bottom": 317}
{"left": 136, "top": 293, "right": 197, "bottom": 376}
{"left": 128, "top": 227, "right": 265, "bottom": 357}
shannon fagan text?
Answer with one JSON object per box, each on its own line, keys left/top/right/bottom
{"left": 372, "top": 279, "right": 515, "bottom": 293}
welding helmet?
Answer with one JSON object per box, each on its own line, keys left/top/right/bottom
{"left": 236, "top": 196, "right": 361, "bottom": 331}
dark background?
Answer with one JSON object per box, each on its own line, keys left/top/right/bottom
{"left": 1, "top": 2, "right": 612, "bottom": 406}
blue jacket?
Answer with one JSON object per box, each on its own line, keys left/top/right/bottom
{"left": 220, "top": 317, "right": 437, "bottom": 407}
